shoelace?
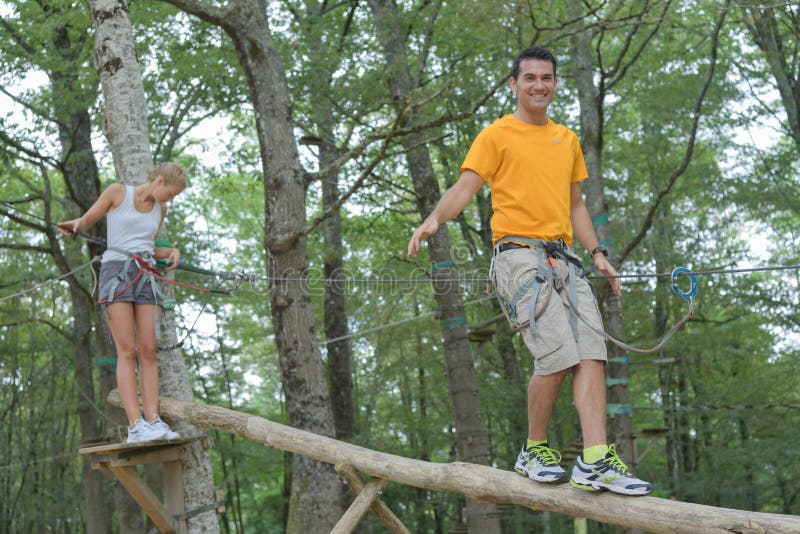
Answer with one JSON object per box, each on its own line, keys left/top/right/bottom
{"left": 528, "top": 444, "right": 562, "bottom": 465}
{"left": 601, "top": 444, "right": 631, "bottom": 474}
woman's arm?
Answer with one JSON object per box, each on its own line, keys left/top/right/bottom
{"left": 58, "top": 183, "right": 125, "bottom": 235}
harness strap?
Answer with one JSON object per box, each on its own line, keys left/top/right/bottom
{"left": 507, "top": 251, "right": 549, "bottom": 335}
{"left": 99, "top": 252, "right": 137, "bottom": 305}
{"left": 496, "top": 236, "right": 584, "bottom": 339}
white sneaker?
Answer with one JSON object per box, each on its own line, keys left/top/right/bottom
{"left": 150, "top": 415, "right": 180, "bottom": 440}
{"left": 126, "top": 418, "right": 167, "bottom": 444}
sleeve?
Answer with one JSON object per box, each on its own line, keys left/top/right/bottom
{"left": 460, "top": 126, "right": 499, "bottom": 183}
{"left": 571, "top": 134, "right": 589, "bottom": 183}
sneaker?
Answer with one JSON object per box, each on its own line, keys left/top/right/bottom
{"left": 126, "top": 418, "right": 167, "bottom": 444}
{"left": 514, "top": 443, "right": 569, "bottom": 483}
{"left": 569, "top": 444, "right": 653, "bottom": 495}
{"left": 150, "top": 415, "right": 180, "bottom": 440}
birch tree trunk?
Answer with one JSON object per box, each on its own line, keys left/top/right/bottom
{"left": 367, "top": 1, "right": 500, "bottom": 531}
{"left": 159, "top": 0, "right": 346, "bottom": 530}
{"left": 89, "top": 1, "right": 219, "bottom": 531}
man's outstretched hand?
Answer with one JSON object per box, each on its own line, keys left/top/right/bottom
{"left": 407, "top": 217, "right": 439, "bottom": 257}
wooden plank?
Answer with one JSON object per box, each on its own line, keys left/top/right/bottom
{"left": 163, "top": 460, "right": 187, "bottom": 534}
{"left": 108, "top": 447, "right": 185, "bottom": 468}
{"left": 109, "top": 465, "right": 174, "bottom": 533}
{"left": 79, "top": 438, "right": 194, "bottom": 458}
{"left": 330, "top": 477, "right": 388, "bottom": 534}
{"left": 336, "top": 463, "right": 410, "bottom": 534}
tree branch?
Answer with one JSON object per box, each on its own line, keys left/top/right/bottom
{"left": 619, "top": 1, "right": 728, "bottom": 264}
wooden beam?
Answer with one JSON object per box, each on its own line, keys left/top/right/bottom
{"left": 107, "top": 391, "right": 800, "bottom": 534}
{"left": 331, "top": 477, "right": 388, "bottom": 534}
{"left": 109, "top": 465, "right": 174, "bottom": 533}
{"left": 107, "top": 447, "right": 184, "bottom": 468}
{"left": 163, "top": 461, "right": 187, "bottom": 534}
{"left": 336, "top": 462, "right": 410, "bottom": 534}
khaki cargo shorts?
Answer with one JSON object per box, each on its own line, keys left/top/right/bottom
{"left": 492, "top": 247, "right": 607, "bottom": 375}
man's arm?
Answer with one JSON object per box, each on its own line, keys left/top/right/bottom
{"left": 407, "top": 170, "right": 484, "bottom": 257}
{"left": 570, "top": 182, "right": 621, "bottom": 296}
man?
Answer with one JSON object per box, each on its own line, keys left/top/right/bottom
{"left": 407, "top": 46, "right": 652, "bottom": 495}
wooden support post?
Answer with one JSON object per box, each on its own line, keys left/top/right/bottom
{"left": 331, "top": 476, "right": 388, "bottom": 534}
{"left": 163, "top": 460, "right": 187, "bottom": 534}
{"left": 336, "top": 463, "right": 410, "bottom": 534}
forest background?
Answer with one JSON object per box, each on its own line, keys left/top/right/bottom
{"left": 1, "top": 0, "right": 799, "bottom": 533}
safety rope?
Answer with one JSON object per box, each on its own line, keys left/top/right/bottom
{"left": 0, "top": 256, "right": 100, "bottom": 303}
{"left": 4, "top": 201, "right": 800, "bottom": 285}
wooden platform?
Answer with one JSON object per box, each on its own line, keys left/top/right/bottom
{"left": 80, "top": 438, "right": 197, "bottom": 533}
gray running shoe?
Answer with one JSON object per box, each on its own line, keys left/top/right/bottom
{"left": 514, "top": 443, "right": 569, "bottom": 483}
{"left": 570, "top": 445, "right": 653, "bottom": 495}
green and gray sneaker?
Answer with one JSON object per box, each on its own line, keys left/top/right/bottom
{"left": 514, "top": 443, "right": 569, "bottom": 483}
{"left": 569, "top": 444, "right": 653, "bottom": 495}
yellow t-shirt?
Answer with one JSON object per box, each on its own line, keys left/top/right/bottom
{"left": 461, "top": 115, "right": 588, "bottom": 245}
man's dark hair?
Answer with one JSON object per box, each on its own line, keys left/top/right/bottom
{"left": 511, "top": 46, "right": 557, "bottom": 80}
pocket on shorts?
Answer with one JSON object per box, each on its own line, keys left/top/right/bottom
{"left": 575, "top": 278, "right": 604, "bottom": 336}
{"left": 493, "top": 249, "right": 568, "bottom": 356}
{"left": 525, "top": 284, "right": 573, "bottom": 358}
{"left": 492, "top": 248, "right": 538, "bottom": 326}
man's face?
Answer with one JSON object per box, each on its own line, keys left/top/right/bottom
{"left": 509, "top": 58, "right": 557, "bottom": 115}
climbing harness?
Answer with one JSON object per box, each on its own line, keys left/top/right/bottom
{"left": 491, "top": 235, "right": 697, "bottom": 354}
{"left": 491, "top": 236, "right": 585, "bottom": 338}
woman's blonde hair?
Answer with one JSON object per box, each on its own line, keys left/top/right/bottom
{"left": 147, "top": 162, "right": 188, "bottom": 187}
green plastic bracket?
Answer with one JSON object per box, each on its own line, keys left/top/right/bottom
{"left": 606, "top": 377, "right": 629, "bottom": 387}
{"left": 431, "top": 260, "right": 456, "bottom": 270}
{"left": 591, "top": 212, "right": 609, "bottom": 226}
{"left": 441, "top": 316, "right": 467, "bottom": 330}
{"left": 606, "top": 403, "right": 632, "bottom": 415}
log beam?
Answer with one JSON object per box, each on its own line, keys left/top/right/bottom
{"left": 107, "top": 391, "right": 800, "bottom": 534}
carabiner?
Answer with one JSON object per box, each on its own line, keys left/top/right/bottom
{"left": 670, "top": 267, "right": 697, "bottom": 302}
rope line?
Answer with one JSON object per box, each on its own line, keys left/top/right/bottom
{"left": 4, "top": 200, "right": 800, "bottom": 284}
{"left": 323, "top": 295, "right": 495, "bottom": 346}
{"left": 634, "top": 403, "right": 800, "bottom": 412}
{"left": 0, "top": 257, "right": 100, "bottom": 303}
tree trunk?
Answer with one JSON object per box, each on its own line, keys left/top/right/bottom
{"left": 90, "top": 1, "right": 219, "bottom": 531}
{"left": 366, "top": 1, "right": 500, "bottom": 531}
{"left": 300, "top": 3, "right": 358, "bottom": 443}
{"left": 320, "top": 142, "right": 356, "bottom": 442}
{"left": 159, "top": 0, "right": 346, "bottom": 530}
{"left": 743, "top": 5, "right": 800, "bottom": 151}
{"left": 51, "top": 59, "right": 113, "bottom": 531}
{"left": 568, "top": 4, "right": 635, "bottom": 463}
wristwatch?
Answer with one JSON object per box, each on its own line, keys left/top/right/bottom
{"left": 591, "top": 246, "right": 608, "bottom": 258}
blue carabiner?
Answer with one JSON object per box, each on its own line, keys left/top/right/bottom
{"left": 670, "top": 267, "right": 697, "bottom": 302}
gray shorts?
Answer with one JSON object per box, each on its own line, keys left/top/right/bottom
{"left": 98, "top": 259, "right": 162, "bottom": 308}
{"left": 492, "top": 247, "right": 607, "bottom": 375}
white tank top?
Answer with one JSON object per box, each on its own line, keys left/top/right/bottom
{"left": 102, "top": 185, "right": 162, "bottom": 263}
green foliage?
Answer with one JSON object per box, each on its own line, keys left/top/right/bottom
{"left": 2, "top": 0, "right": 800, "bottom": 531}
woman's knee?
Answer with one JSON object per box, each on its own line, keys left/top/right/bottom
{"left": 137, "top": 340, "right": 157, "bottom": 361}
